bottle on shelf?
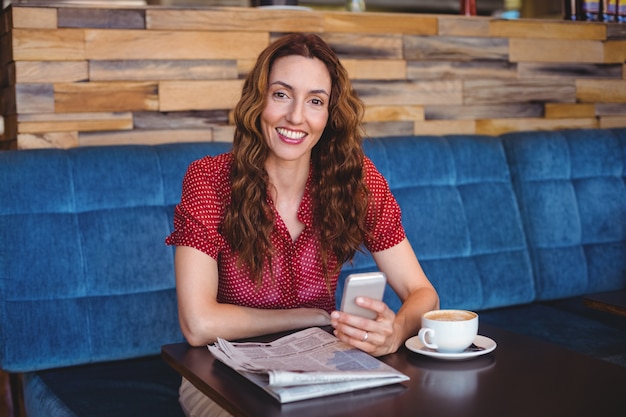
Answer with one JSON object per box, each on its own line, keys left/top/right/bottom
{"left": 460, "top": 0, "right": 477, "bottom": 16}
{"left": 346, "top": 0, "right": 366, "bottom": 12}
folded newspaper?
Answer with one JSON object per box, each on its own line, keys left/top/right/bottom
{"left": 208, "top": 326, "right": 409, "bottom": 403}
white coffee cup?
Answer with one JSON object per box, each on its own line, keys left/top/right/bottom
{"left": 418, "top": 309, "right": 478, "bottom": 353}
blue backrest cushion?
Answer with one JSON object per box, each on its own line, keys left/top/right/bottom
{"left": 0, "top": 142, "right": 230, "bottom": 372}
{"left": 339, "top": 135, "right": 534, "bottom": 312}
{"left": 502, "top": 128, "right": 626, "bottom": 300}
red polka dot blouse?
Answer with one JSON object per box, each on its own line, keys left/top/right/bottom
{"left": 165, "top": 152, "right": 405, "bottom": 313}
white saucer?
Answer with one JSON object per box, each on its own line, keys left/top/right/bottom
{"left": 405, "top": 335, "right": 496, "bottom": 361}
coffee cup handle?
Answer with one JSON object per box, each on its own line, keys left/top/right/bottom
{"left": 418, "top": 327, "right": 438, "bottom": 350}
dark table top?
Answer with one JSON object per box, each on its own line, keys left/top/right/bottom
{"left": 162, "top": 323, "right": 626, "bottom": 417}
{"left": 584, "top": 290, "right": 626, "bottom": 317}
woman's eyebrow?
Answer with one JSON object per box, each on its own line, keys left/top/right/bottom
{"left": 270, "top": 80, "right": 329, "bottom": 97}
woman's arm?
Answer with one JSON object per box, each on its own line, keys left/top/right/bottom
{"left": 330, "top": 238, "right": 439, "bottom": 356}
{"left": 175, "top": 245, "right": 331, "bottom": 346}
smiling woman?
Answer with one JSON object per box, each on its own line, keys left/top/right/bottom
{"left": 165, "top": 32, "right": 438, "bottom": 417}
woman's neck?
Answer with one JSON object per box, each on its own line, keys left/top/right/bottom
{"left": 265, "top": 156, "right": 310, "bottom": 203}
{"left": 265, "top": 157, "right": 310, "bottom": 241}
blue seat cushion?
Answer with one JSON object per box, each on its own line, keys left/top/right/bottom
{"left": 22, "top": 356, "right": 184, "bottom": 417}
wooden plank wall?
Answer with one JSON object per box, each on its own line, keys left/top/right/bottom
{"left": 0, "top": 4, "right": 625, "bottom": 149}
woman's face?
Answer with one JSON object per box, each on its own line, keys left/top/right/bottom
{"left": 261, "top": 55, "right": 331, "bottom": 167}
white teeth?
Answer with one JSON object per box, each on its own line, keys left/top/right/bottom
{"left": 277, "top": 128, "right": 305, "bottom": 140}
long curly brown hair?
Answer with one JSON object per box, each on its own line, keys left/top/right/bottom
{"left": 222, "top": 33, "right": 369, "bottom": 288}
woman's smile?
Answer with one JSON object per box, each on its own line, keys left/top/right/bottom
{"left": 276, "top": 127, "right": 307, "bottom": 144}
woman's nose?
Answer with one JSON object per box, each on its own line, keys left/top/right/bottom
{"left": 286, "top": 101, "right": 304, "bottom": 124}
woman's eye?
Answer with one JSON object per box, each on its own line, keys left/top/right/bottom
{"left": 273, "top": 91, "right": 288, "bottom": 99}
{"left": 311, "top": 98, "right": 323, "bottom": 106}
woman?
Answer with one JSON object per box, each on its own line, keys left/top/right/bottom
{"left": 166, "top": 33, "right": 438, "bottom": 416}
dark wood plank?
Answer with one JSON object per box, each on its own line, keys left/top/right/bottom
{"left": 58, "top": 7, "right": 145, "bottom": 29}
{"left": 425, "top": 103, "right": 543, "bottom": 120}
{"left": 132, "top": 110, "right": 230, "bottom": 129}
{"left": 464, "top": 79, "right": 576, "bottom": 105}
{"left": 323, "top": 33, "right": 404, "bottom": 59}
{"left": 15, "top": 83, "right": 54, "bottom": 114}
{"left": 89, "top": 59, "right": 238, "bottom": 81}
{"left": 407, "top": 60, "right": 516, "bottom": 80}
{"left": 517, "top": 62, "right": 623, "bottom": 79}
{"left": 403, "top": 35, "right": 508, "bottom": 61}
{"left": 353, "top": 79, "right": 463, "bottom": 106}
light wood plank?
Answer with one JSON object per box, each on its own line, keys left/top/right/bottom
{"left": 363, "top": 105, "right": 425, "bottom": 122}
{"left": 407, "top": 60, "right": 516, "bottom": 80}
{"left": 18, "top": 131, "right": 78, "bottom": 149}
{"left": 489, "top": 19, "right": 606, "bottom": 40}
{"left": 354, "top": 80, "right": 463, "bottom": 106}
{"left": 403, "top": 35, "right": 508, "bottom": 61}
{"left": 509, "top": 38, "right": 605, "bottom": 63}
{"left": 438, "top": 16, "right": 491, "bottom": 37}
{"left": 464, "top": 79, "right": 576, "bottom": 105}
{"left": 12, "top": 7, "right": 57, "bottom": 29}
{"left": 15, "top": 61, "right": 88, "bottom": 83}
{"left": 363, "top": 121, "right": 414, "bottom": 137}
{"left": 19, "top": 118, "right": 132, "bottom": 134}
{"left": 12, "top": 28, "right": 85, "bottom": 61}
{"left": 599, "top": 115, "right": 626, "bottom": 128}
{"left": 85, "top": 30, "right": 269, "bottom": 60}
{"left": 604, "top": 41, "right": 626, "bottom": 64}
{"left": 476, "top": 117, "right": 597, "bottom": 135}
{"left": 341, "top": 59, "right": 406, "bottom": 80}
{"left": 413, "top": 119, "right": 477, "bottom": 135}
{"left": 159, "top": 79, "right": 244, "bottom": 111}
{"left": 544, "top": 103, "right": 595, "bottom": 118}
{"left": 78, "top": 128, "right": 213, "bottom": 147}
{"left": 212, "top": 125, "right": 236, "bottom": 143}
{"left": 237, "top": 59, "right": 256, "bottom": 78}
{"left": 322, "top": 11, "right": 438, "bottom": 35}
{"left": 576, "top": 79, "right": 626, "bottom": 103}
{"left": 18, "top": 111, "right": 132, "bottom": 133}
{"left": 90, "top": 59, "right": 238, "bottom": 81}
{"left": 147, "top": 8, "right": 323, "bottom": 32}
{"left": 54, "top": 81, "right": 159, "bottom": 112}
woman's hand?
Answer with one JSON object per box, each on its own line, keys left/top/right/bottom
{"left": 330, "top": 296, "right": 402, "bottom": 357}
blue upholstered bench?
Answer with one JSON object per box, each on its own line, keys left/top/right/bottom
{"left": 1, "top": 128, "right": 625, "bottom": 416}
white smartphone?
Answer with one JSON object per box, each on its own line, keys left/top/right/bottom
{"left": 340, "top": 272, "right": 387, "bottom": 319}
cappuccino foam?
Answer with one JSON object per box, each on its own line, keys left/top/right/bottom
{"left": 426, "top": 310, "right": 476, "bottom": 322}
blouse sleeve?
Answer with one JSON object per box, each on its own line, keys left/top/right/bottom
{"left": 362, "top": 157, "right": 406, "bottom": 253}
{"left": 164, "top": 154, "right": 230, "bottom": 259}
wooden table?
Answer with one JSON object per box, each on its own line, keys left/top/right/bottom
{"left": 584, "top": 290, "right": 626, "bottom": 317}
{"left": 162, "top": 323, "right": 626, "bottom": 417}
